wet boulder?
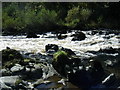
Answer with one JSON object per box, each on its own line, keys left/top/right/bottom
{"left": 2, "top": 48, "right": 23, "bottom": 66}
{"left": 89, "top": 60, "right": 105, "bottom": 84}
{"left": 69, "top": 56, "right": 81, "bottom": 67}
{"left": 99, "top": 47, "right": 119, "bottom": 54}
{"left": 52, "top": 51, "right": 69, "bottom": 77}
{"left": 61, "top": 47, "right": 76, "bottom": 56}
{"left": 45, "top": 44, "right": 59, "bottom": 52}
{"left": 68, "top": 69, "right": 92, "bottom": 89}
{"left": 1, "top": 48, "right": 23, "bottom": 69}
{"left": 72, "top": 32, "right": 86, "bottom": 41}
{"left": 52, "top": 50, "right": 81, "bottom": 77}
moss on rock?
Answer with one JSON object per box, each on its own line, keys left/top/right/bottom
{"left": 2, "top": 48, "right": 23, "bottom": 67}
{"left": 52, "top": 51, "right": 69, "bottom": 77}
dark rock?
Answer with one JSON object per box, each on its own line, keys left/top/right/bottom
{"left": 68, "top": 69, "right": 92, "bottom": 89}
{"left": 89, "top": 60, "right": 105, "bottom": 85}
{"left": 99, "top": 47, "right": 119, "bottom": 54}
{"left": 72, "top": 32, "right": 86, "bottom": 41}
{"left": 52, "top": 51, "right": 69, "bottom": 77}
{"left": 69, "top": 57, "right": 81, "bottom": 67}
{"left": 30, "top": 66, "right": 43, "bottom": 79}
{"left": 98, "top": 31, "right": 105, "bottom": 35}
{"left": 58, "top": 30, "right": 67, "bottom": 34}
{"left": 22, "top": 63, "right": 43, "bottom": 79}
{"left": 61, "top": 47, "right": 76, "bottom": 56}
{"left": 45, "top": 44, "right": 59, "bottom": 52}
{"left": 26, "top": 32, "right": 39, "bottom": 38}
{"left": 6, "top": 47, "right": 10, "bottom": 49}
{"left": 2, "top": 48, "right": 23, "bottom": 64}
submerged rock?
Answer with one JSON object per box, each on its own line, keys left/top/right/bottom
{"left": 91, "top": 30, "right": 98, "bottom": 35}
{"left": 61, "top": 47, "right": 76, "bottom": 56}
{"left": 72, "top": 32, "right": 86, "bottom": 41}
{"left": 45, "top": 44, "right": 59, "bottom": 52}
{"left": 99, "top": 47, "right": 119, "bottom": 54}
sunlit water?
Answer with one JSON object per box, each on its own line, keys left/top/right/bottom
{"left": 0, "top": 30, "right": 120, "bottom": 56}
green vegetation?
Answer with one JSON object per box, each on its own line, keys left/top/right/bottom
{"left": 53, "top": 50, "right": 68, "bottom": 63}
{"left": 2, "top": 2, "right": 120, "bottom": 35}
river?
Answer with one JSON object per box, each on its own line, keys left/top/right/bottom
{"left": 0, "top": 30, "right": 119, "bottom": 55}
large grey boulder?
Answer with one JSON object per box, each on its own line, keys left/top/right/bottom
{"left": 0, "top": 76, "right": 20, "bottom": 89}
{"left": 10, "top": 64, "right": 24, "bottom": 73}
{"left": 1, "top": 69, "right": 12, "bottom": 76}
{"left": 0, "top": 80, "right": 12, "bottom": 90}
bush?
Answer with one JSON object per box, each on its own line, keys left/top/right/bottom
{"left": 65, "top": 7, "right": 80, "bottom": 28}
{"left": 65, "top": 7, "right": 91, "bottom": 29}
{"left": 2, "top": 3, "right": 59, "bottom": 35}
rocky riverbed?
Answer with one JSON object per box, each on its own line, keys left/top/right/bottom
{"left": 0, "top": 29, "right": 120, "bottom": 89}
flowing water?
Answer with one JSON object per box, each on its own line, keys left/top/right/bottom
{"left": 0, "top": 30, "right": 119, "bottom": 55}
